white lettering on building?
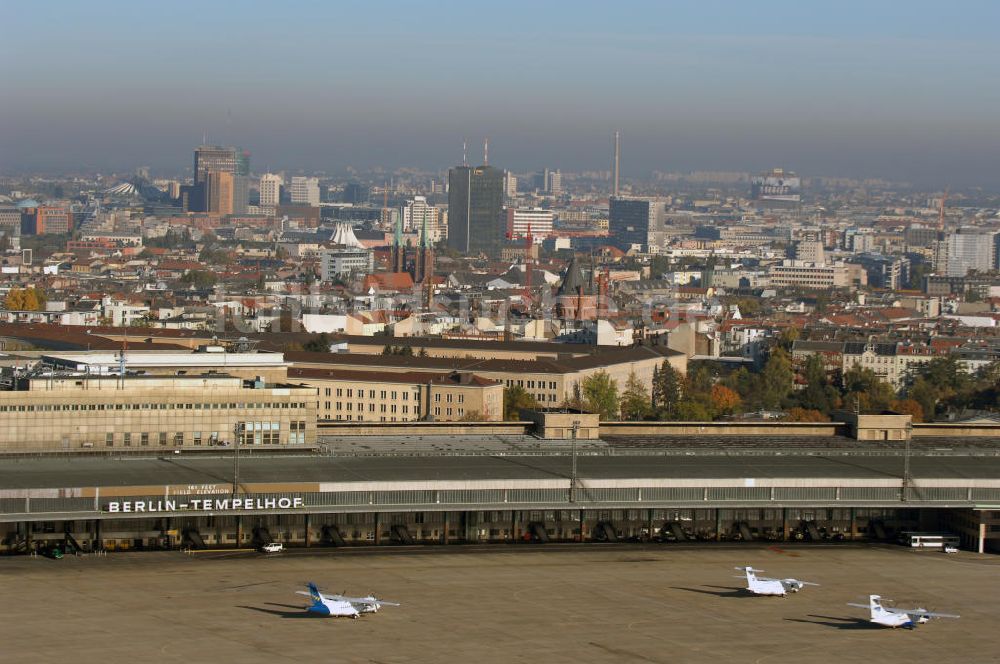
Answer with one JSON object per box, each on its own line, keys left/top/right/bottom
{"left": 104, "top": 497, "right": 305, "bottom": 513}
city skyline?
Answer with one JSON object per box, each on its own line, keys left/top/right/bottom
{"left": 3, "top": 1, "right": 999, "bottom": 185}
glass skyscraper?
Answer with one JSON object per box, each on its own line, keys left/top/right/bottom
{"left": 448, "top": 165, "right": 505, "bottom": 256}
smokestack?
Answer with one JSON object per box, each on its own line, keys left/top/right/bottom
{"left": 612, "top": 131, "right": 620, "bottom": 197}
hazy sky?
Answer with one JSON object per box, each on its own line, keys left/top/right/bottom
{"left": 3, "top": 1, "right": 999, "bottom": 184}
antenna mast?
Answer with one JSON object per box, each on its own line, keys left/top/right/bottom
{"left": 484, "top": 138, "right": 489, "bottom": 166}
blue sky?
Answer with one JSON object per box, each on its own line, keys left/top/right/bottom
{"left": 3, "top": 1, "right": 999, "bottom": 184}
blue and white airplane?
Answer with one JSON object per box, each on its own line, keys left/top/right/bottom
{"left": 297, "top": 583, "right": 400, "bottom": 619}
{"left": 847, "top": 595, "right": 959, "bottom": 629}
{"left": 735, "top": 566, "right": 819, "bottom": 596}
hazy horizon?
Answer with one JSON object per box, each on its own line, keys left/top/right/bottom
{"left": 3, "top": 1, "right": 999, "bottom": 186}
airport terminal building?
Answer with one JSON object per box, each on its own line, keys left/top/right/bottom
{"left": 2, "top": 412, "right": 1000, "bottom": 556}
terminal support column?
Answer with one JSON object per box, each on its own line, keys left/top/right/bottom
{"left": 374, "top": 512, "right": 381, "bottom": 546}
{"left": 849, "top": 508, "right": 858, "bottom": 540}
{"left": 782, "top": 509, "right": 789, "bottom": 541}
{"left": 304, "top": 513, "right": 310, "bottom": 548}
{"left": 441, "top": 512, "right": 448, "bottom": 545}
{"left": 235, "top": 516, "right": 242, "bottom": 549}
{"left": 979, "top": 521, "right": 986, "bottom": 554}
{"left": 715, "top": 510, "right": 722, "bottom": 542}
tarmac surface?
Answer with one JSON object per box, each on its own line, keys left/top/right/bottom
{"left": 2, "top": 544, "right": 999, "bottom": 663}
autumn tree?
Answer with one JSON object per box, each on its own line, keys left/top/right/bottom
{"left": 4, "top": 287, "right": 46, "bottom": 311}
{"left": 890, "top": 398, "right": 924, "bottom": 422}
{"left": 619, "top": 370, "right": 652, "bottom": 421}
{"left": 709, "top": 384, "right": 741, "bottom": 416}
{"left": 783, "top": 407, "right": 831, "bottom": 422}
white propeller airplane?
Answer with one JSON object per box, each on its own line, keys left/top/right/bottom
{"left": 296, "top": 583, "right": 400, "bottom": 619}
{"left": 847, "top": 595, "right": 959, "bottom": 629}
{"left": 735, "top": 566, "right": 819, "bottom": 596}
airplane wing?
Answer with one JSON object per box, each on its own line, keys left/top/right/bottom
{"left": 907, "top": 610, "right": 960, "bottom": 619}
{"left": 342, "top": 596, "right": 401, "bottom": 606}
{"left": 786, "top": 579, "right": 820, "bottom": 586}
{"left": 846, "top": 603, "right": 869, "bottom": 609}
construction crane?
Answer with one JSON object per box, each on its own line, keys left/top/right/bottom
{"left": 524, "top": 224, "right": 533, "bottom": 295}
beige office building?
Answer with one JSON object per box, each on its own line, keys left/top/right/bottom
{"left": 291, "top": 368, "right": 503, "bottom": 422}
{"left": 0, "top": 368, "right": 316, "bottom": 452}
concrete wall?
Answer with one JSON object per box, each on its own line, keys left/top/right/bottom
{"left": 600, "top": 421, "right": 844, "bottom": 437}
{"left": 317, "top": 421, "right": 530, "bottom": 437}
{"left": 912, "top": 424, "right": 1000, "bottom": 438}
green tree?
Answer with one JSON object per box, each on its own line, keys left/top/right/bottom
{"left": 759, "top": 348, "right": 794, "bottom": 410}
{"left": 842, "top": 366, "right": 896, "bottom": 413}
{"left": 907, "top": 376, "right": 939, "bottom": 421}
{"left": 777, "top": 327, "right": 800, "bottom": 350}
{"left": 652, "top": 361, "right": 684, "bottom": 419}
{"left": 732, "top": 297, "right": 761, "bottom": 317}
{"left": 672, "top": 397, "right": 714, "bottom": 421}
{"left": 303, "top": 333, "right": 331, "bottom": 353}
{"left": 619, "top": 370, "right": 652, "bottom": 421}
{"left": 503, "top": 385, "right": 538, "bottom": 420}
{"left": 179, "top": 270, "right": 218, "bottom": 289}
{"left": 582, "top": 370, "right": 619, "bottom": 420}
{"left": 795, "top": 353, "right": 840, "bottom": 414}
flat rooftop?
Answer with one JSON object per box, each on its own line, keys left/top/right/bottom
{"left": 41, "top": 351, "right": 287, "bottom": 369}
{"left": 2, "top": 453, "right": 1000, "bottom": 491}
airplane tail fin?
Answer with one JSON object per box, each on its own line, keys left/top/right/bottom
{"left": 307, "top": 583, "right": 323, "bottom": 605}
{"left": 744, "top": 566, "right": 756, "bottom": 582}
{"left": 869, "top": 594, "right": 882, "bottom": 616}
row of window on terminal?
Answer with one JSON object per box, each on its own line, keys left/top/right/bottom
{"left": 0, "top": 401, "right": 308, "bottom": 413}
{"left": 102, "top": 421, "right": 307, "bottom": 447}
{"left": 329, "top": 407, "right": 466, "bottom": 422}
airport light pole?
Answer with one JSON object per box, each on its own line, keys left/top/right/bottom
{"left": 901, "top": 424, "right": 912, "bottom": 502}
{"left": 232, "top": 422, "right": 243, "bottom": 497}
{"left": 570, "top": 420, "right": 580, "bottom": 503}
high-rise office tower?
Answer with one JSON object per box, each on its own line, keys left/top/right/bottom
{"left": 939, "top": 228, "right": 995, "bottom": 277}
{"left": 232, "top": 176, "right": 249, "bottom": 215}
{"left": 546, "top": 169, "right": 562, "bottom": 196}
{"left": 401, "top": 196, "right": 444, "bottom": 241}
{"left": 236, "top": 148, "right": 251, "bottom": 176}
{"left": 290, "top": 176, "right": 320, "bottom": 206}
{"left": 342, "top": 183, "right": 369, "bottom": 204}
{"left": 503, "top": 171, "right": 518, "bottom": 200}
{"left": 447, "top": 164, "right": 505, "bottom": 256}
{"left": 609, "top": 197, "right": 664, "bottom": 252}
{"left": 193, "top": 145, "right": 237, "bottom": 185}
{"left": 206, "top": 171, "right": 235, "bottom": 215}
{"left": 612, "top": 131, "right": 621, "bottom": 196}
{"left": 259, "top": 173, "right": 282, "bottom": 210}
